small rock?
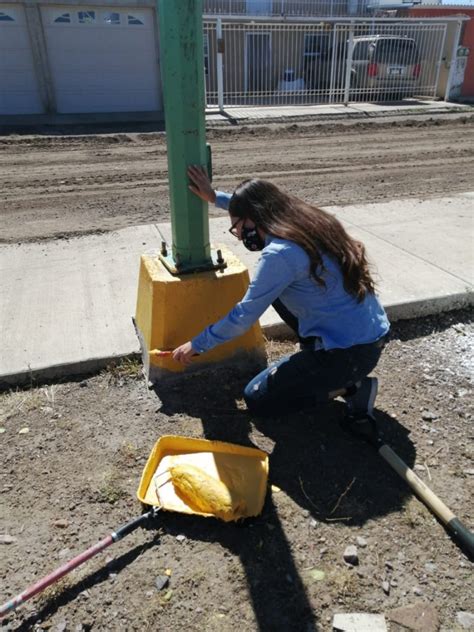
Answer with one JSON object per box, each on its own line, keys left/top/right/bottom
{"left": 343, "top": 545, "right": 359, "bottom": 566}
{"left": 155, "top": 575, "right": 169, "bottom": 591}
{"left": 414, "top": 464, "right": 426, "bottom": 472}
{"left": 176, "top": 534, "right": 186, "bottom": 543}
{"left": 79, "top": 381, "right": 88, "bottom": 388}
{"left": 413, "top": 586, "right": 423, "bottom": 596}
{"left": 0, "top": 534, "right": 17, "bottom": 545}
{"left": 58, "top": 548, "right": 72, "bottom": 559}
{"left": 421, "top": 411, "right": 437, "bottom": 421}
{"left": 463, "top": 469, "right": 474, "bottom": 476}
{"left": 387, "top": 602, "right": 439, "bottom": 632}
{"left": 424, "top": 562, "right": 437, "bottom": 573}
{"left": 382, "top": 580, "right": 390, "bottom": 595}
{"left": 52, "top": 519, "right": 69, "bottom": 529}
{"left": 55, "top": 621, "right": 67, "bottom": 632}
{"left": 333, "top": 612, "right": 387, "bottom": 631}
{"left": 309, "top": 518, "right": 318, "bottom": 528}
{"left": 109, "top": 573, "right": 117, "bottom": 582}
{"left": 456, "top": 612, "right": 474, "bottom": 629}
{"left": 390, "top": 578, "right": 398, "bottom": 587}
{"left": 385, "top": 560, "right": 394, "bottom": 570}
{"left": 356, "top": 536, "right": 368, "bottom": 548}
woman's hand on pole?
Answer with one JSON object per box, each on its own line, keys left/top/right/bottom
{"left": 172, "top": 341, "right": 198, "bottom": 366}
{"left": 188, "top": 165, "right": 216, "bottom": 204}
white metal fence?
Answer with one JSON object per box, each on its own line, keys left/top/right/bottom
{"left": 203, "top": 18, "right": 448, "bottom": 106}
{"left": 204, "top": 0, "right": 371, "bottom": 18}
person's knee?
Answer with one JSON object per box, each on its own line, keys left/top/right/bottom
{"left": 243, "top": 381, "right": 271, "bottom": 417}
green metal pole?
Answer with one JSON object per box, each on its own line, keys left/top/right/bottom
{"left": 157, "top": 0, "right": 211, "bottom": 270}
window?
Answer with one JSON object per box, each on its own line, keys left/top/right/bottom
{"left": 353, "top": 41, "right": 370, "bottom": 61}
{"left": 127, "top": 15, "right": 144, "bottom": 25}
{"left": 203, "top": 33, "right": 209, "bottom": 75}
{"left": 104, "top": 12, "right": 120, "bottom": 25}
{"left": 78, "top": 11, "right": 95, "bottom": 24}
{"left": 246, "top": 0, "right": 272, "bottom": 15}
{"left": 0, "top": 12, "right": 14, "bottom": 21}
{"left": 54, "top": 13, "right": 71, "bottom": 23}
{"left": 304, "top": 34, "right": 330, "bottom": 60}
{"left": 374, "top": 39, "right": 419, "bottom": 65}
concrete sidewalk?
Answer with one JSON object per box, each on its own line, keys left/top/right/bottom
{"left": 206, "top": 99, "right": 472, "bottom": 125}
{"left": 1, "top": 193, "right": 473, "bottom": 386}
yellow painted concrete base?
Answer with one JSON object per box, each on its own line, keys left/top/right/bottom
{"left": 135, "top": 244, "right": 266, "bottom": 382}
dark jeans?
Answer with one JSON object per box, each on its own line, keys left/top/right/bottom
{"left": 243, "top": 299, "right": 385, "bottom": 417}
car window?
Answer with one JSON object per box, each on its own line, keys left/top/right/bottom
{"left": 374, "top": 39, "right": 419, "bottom": 65}
{"left": 352, "top": 41, "right": 369, "bottom": 61}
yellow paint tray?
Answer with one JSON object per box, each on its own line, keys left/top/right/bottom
{"left": 137, "top": 435, "right": 269, "bottom": 521}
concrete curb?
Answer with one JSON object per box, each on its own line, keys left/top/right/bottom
{"left": 0, "top": 353, "right": 141, "bottom": 390}
{"left": 206, "top": 105, "right": 474, "bottom": 127}
{"left": 1, "top": 292, "right": 472, "bottom": 389}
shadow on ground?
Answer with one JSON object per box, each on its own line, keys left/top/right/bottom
{"left": 150, "top": 365, "right": 416, "bottom": 631}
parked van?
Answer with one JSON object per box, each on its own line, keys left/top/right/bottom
{"left": 350, "top": 36, "right": 421, "bottom": 99}
{"left": 304, "top": 34, "right": 421, "bottom": 100}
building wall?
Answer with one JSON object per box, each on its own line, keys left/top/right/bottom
{"left": 408, "top": 6, "right": 474, "bottom": 97}
{"left": 1, "top": 0, "right": 163, "bottom": 118}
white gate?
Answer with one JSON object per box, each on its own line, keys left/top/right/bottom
{"left": 204, "top": 18, "right": 448, "bottom": 107}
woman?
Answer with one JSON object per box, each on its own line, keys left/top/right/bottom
{"left": 173, "top": 166, "right": 390, "bottom": 421}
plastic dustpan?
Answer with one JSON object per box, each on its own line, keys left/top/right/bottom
{"left": 137, "top": 435, "right": 269, "bottom": 521}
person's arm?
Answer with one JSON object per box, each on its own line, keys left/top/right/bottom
{"left": 174, "top": 249, "right": 295, "bottom": 364}
{"left": 191, "top": 248, "right": 296, "bottom": 354}
{"left": 187, "top": 165, "right": 231, "bottom": 211}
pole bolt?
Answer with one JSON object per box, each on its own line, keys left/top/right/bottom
{"left": 161, "top": 242, "right": 168, "bottom": 257}
{"left": 216, "top": 249, "right": 224, "bottom": 264}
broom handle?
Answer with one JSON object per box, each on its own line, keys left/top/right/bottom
{"left": 379, "top": 444, "right": 474, "bottom": 559}
{"left": 0, "top": 509, "right": 157, "bottom": 619}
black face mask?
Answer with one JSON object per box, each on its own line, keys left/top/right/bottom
{"left": 242, "top": 225, "right": 265, "bottom": 252}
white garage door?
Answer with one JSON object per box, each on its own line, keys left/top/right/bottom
{"left": 42, "top": 7, "right": 161, "bottom": 113}
{"left": 0, "top": 5, "right": 43, "bottom": 114}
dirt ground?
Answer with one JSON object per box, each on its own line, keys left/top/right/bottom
{"left": 0, "top": 115, "right": 473, "bottom": 630}
{"left": 0, "top": 310, "right": 473, "bottom": 631}
{"left": 1, "top": 115, "right": 474, "bottom": 243}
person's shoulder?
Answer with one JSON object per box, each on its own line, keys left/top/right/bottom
{"left": 265, "top": 237, "right": 307, "bottom": 260}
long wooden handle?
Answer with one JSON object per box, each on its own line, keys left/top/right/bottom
{"left": 0, "top": 509, "right": 158, "bottom": 618}
{"left": 379, "top": 444, "right": 474, "bottom": 559}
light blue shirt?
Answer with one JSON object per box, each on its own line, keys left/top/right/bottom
{"left": 192, "top": 192, "right": 390, "bottom": 354}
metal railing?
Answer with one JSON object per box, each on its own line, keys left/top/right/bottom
{"left": 204, "top": 17, "right": 448, "bottom": 106}
{"left": 204, "top": 0, "right": 371, "bottom": 18}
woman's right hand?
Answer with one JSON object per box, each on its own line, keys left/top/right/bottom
{"left": 188, "top": 165, "right": 216, "bottom": 204}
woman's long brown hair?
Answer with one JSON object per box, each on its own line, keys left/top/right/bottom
{"left": 229, "top": 179, "right": 375, "bottom": 301}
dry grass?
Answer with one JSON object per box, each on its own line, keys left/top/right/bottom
{"left": 117, "top": 441, "right": 139, "bottom": 466}
{"left": 402, "top": 497, "right": 429, "bottom": 529}
{"left": 97, "top": 470, "right": 127, "bottom": 504}
{"left": 103, "top": 357, "right": 143, "bottom": 383}
{"left": 0, "top": 386, "right": 58, "bottom": 421}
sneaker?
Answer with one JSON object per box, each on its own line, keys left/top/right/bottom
{"left": 344, "top": 376, "right": 378, "bottom": 419}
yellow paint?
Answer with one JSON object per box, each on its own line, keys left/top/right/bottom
{"left": 137, "top": 435, "right": 269, "bottom": 520}
{"left": 135, "top": 244, "right": 266, "bottom": 378}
